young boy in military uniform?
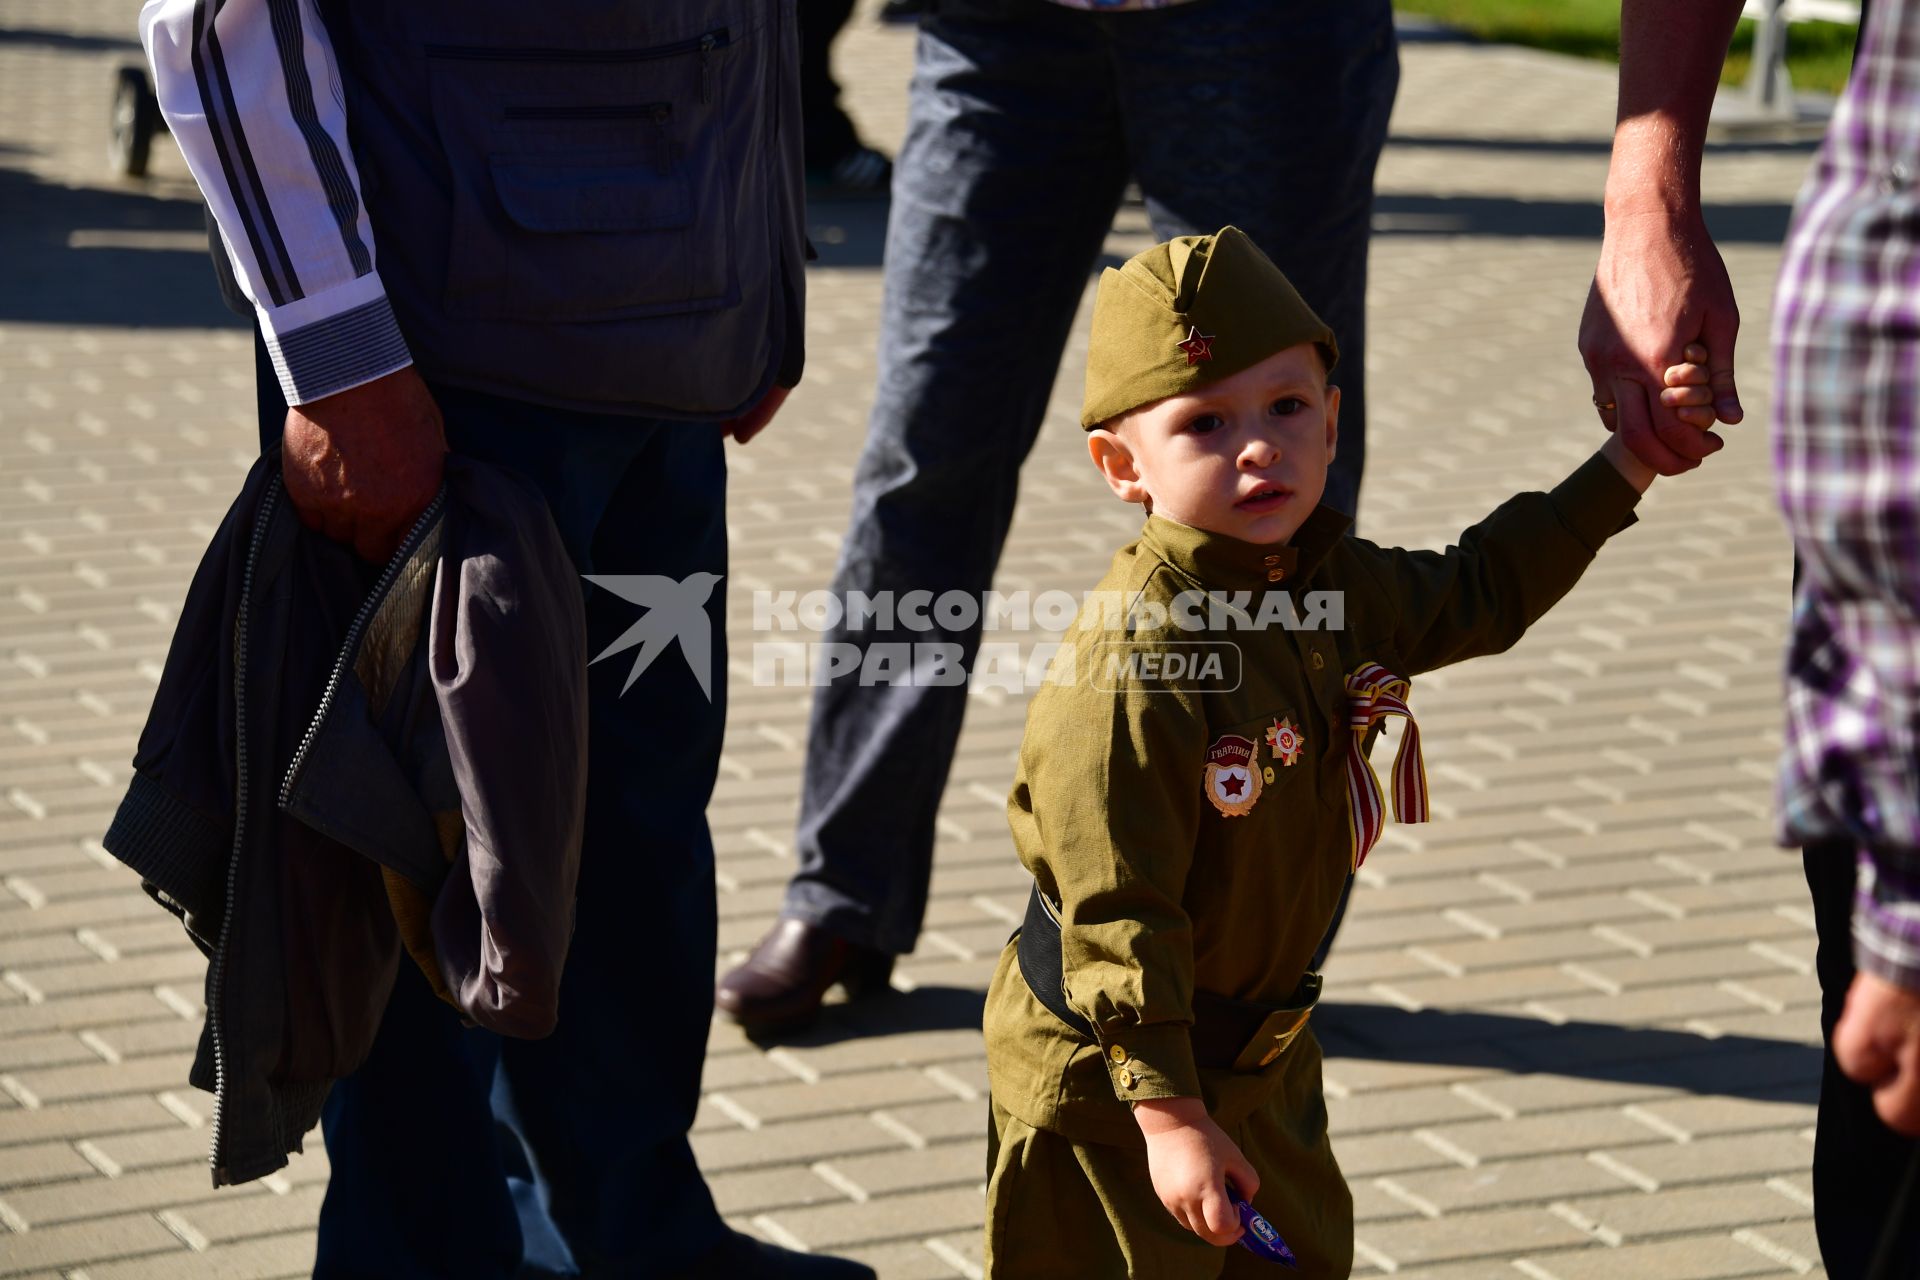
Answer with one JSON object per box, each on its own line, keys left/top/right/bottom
{"left": 981, "top": 227, "right": 1700, "bottom": 1277}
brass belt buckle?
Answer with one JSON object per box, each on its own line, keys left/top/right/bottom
{"left": 1232, "top": 971, "right": 1321, "bottom": 1072}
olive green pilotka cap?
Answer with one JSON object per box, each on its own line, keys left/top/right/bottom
{"left": 1081, "top": 226, "right": 1339, "bottom": 429}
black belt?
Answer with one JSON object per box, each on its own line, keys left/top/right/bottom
{"left": 1016, "top": 882, "right": 1321, "bottom": 1072}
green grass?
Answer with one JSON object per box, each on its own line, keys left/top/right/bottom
{"left": 1394, "top": 0, "right": 1860, "bottom": 95}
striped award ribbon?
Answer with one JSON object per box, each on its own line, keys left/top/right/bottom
{"left": 1344, "top": 661, "right": 1429, "bottom": 871}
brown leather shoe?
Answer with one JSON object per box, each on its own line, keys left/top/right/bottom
{"left": 714, "top": 917, "right": 894, "bottom": 1033}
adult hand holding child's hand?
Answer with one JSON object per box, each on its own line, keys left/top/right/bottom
{"left": 1598, "top": 341, "right": 1728, "bottom": 494}
{"left": 1133, "top": 1097, "right": 1259, "bottom": 1246}
{"left": 1580, "top": 204, "right": 1743, "bottom": 474}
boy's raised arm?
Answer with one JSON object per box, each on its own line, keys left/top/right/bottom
{"left": 1348, "top": 450, "right": 1644, "bottom": 676}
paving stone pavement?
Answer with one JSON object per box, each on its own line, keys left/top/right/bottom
{"left": 0, "top": 3, "right": 1839, "bottom": 1277}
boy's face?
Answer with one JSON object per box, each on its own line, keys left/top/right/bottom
{"left": 1087, "top": 343, "right": 1339, "bottom": 545}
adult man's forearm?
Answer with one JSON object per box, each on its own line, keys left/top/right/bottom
{"left": 1581, "top": 0, "right": 1749, "bottom": 473}
{"left": 1607, "top": 0, "right": 1748, "bottom": 214}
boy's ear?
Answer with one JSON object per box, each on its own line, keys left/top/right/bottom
{"left": 1088, "top": 428, "right": 1151, "bottom": 508}
{"left": 1323, "top": 384, "right": 1341, "bottom": 466}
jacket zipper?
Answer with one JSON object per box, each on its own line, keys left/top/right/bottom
{"left": 206, "top": 476, "right": 281, "bottom": 1186}
{"left": 424, "top": 28, "right": 730, "bottom": 67}
{"left": 277, "top": 485, "right": 448, "bottom": 809}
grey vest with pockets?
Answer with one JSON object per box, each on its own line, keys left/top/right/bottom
{"left": 322, "top": 0, "right": 805, "bottom": 418}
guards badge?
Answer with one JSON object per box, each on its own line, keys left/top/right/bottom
{"left": 1204, "top": 734, "right": 1261, "bottom": 817}
{"left": 1266, "top": 716, "right": 1304, "bottom": 767}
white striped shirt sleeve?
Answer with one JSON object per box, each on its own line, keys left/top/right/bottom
{"left": 140, "top": 0, "right": 412, "bottom": 405}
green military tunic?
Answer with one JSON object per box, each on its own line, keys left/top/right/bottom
{"left": 982, "top": 451, "right": 1643, "bottom": 1279}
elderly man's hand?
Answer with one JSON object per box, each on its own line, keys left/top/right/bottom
{"left": 1834, "top": 971, "right": 1920, "bottom": 1137}
{"left": 281, "top": 365, "right": 447, "bottom": 564}
{"left": 1579, "top": 204, "right": 1744, "bottom": 474}
{"left": 721, "top": 382, "right": 792, "bottom": 445}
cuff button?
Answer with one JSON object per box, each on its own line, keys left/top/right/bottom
{"left": 1108, "top": 1044, "right": 1128, "bottom": 1064}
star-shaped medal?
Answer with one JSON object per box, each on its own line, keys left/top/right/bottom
{"left": 1265, "top": 716, "right": 1304, "bottom": 767}
{"left": 1176, "top": 326, "right": 1215, "bottom": 366}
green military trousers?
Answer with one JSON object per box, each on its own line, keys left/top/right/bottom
{"left": 984, "top": 1086, "right": 1353, "bottom": 1278}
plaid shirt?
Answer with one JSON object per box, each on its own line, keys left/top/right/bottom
{"left": 1774, "top": 0, "right": 1920, "bottom": 990}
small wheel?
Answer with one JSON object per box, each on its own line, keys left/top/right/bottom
{"left": 110, "top": 66, "right": 159, "bottom": 178}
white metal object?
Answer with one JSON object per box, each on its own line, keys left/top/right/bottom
{"left": 1737, "top": 0, "right": 1862, "bottom": 116}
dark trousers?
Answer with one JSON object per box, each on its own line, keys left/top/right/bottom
{"left": 1803, "top": 838, "right": 1920, "bottom": 1279}
{"left": 255, "top": 341, "right": 731, "bottom": 1279}
{"left": 782, "top": 0, "right": 1400, "bottom": 954}
{"left": 800, "top": 0, "right": 862, "bottom": 167}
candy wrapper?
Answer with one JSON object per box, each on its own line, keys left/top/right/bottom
{"left": 1231, "top": 1188, "right": 1298, "bottom": 1267}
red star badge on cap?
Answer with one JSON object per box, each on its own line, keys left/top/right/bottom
{"left": 1176, "top": 326, "right": 1215, "bottom": 366}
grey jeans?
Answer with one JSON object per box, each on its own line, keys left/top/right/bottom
{"left": 785, "top": 0, "right": 1400, "bottom": 953}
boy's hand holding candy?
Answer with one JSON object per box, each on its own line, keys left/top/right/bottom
{"left": 1132, "top": 1097, "right": 1260, "bottom": 1246}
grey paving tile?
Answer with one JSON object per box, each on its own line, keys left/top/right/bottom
{"left": 0, "top": 1139, "right": 95, "bottom": 1189}
{"left": 0, "top": 1095, "right": 185, "bottom": 1147}
{"left": 8, "top": 1052, "right": 196, "bottom": 1105}
{"left": 80, "top": 1230, "right": 315, "bottom": 1280}
{"left": 818, "top": 1141, "right": 986, "bottom": 1199}
{"left": 0, "top": 1210, "right": 180, "bottom": 1276}
{"left": 762, "top": 1184, "right": 985, "bottom": 1251}
{"left": 1, "top": 1161, "right": 243, "bottom": 1228}
{"left": 77, "top": 1124, "right": 213, "bottom": 1175}
{"left": 690, "top": 1114, "right": 914, "bottom": 1175}
{"left": 1567, "top": 1181, "right": 1807, "bottom": 1241}
{"left": 1515, "top": 1233, "right": 1785, "bottom": 1279}
{"left": 168, "top": 1183, "right": 326, "bottom": 1244}
{"left": 707, "top": 1163, "right": 850, "bottom": 1216}
{"left": 834, "top": 1240, "right": 971, "bottom": 1280}
{"left": 1359, "top": 1204, "right": 1590, "bottom": 1268}
{"left": 1379, "top": 1152, "right": 1641, "bottom": 1215}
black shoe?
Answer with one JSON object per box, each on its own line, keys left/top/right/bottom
{"left": 673, "top": 1228, "right": 877, "bottom": 1279}
{"left": 715, "top": 917, "right": 895, "bottom": 1034}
